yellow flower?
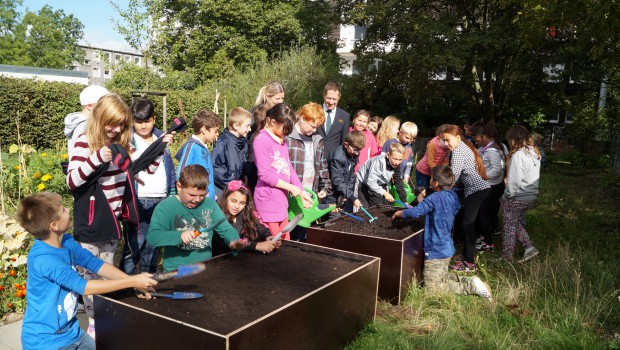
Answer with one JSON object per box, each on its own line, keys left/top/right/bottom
{"left": 15, "top": 165, "right": 21, "bottom": 170}
{"left": 62, "top": 154, "right": 69, "bottom": 160}
{"left": 41, "top": 174, "right": 52, "bottom": 182}
{"left": 33, "top": 172, "right": 42, "bottom": 179}
{"left": 41, "top": 153, "right": 47, "bottom": 157}
{"left": 37, "top": 183, "right": 45, "bottom": 191}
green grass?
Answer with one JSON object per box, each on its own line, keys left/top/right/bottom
{"left": 346, "top": 164, "right": 620, "bottom": 350}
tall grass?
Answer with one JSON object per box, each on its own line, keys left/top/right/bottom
{"left": 346, "top": 163, "right": 620, "bottom": 349}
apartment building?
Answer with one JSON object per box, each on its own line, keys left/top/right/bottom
{"left": 72, "top": 45, "right": 145, "bottom": 85}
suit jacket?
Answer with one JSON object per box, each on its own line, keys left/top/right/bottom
{"left": 317, "top": 106, "right": 350, "bottom": 158}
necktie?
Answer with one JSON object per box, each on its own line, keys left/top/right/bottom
{"left": 325, "top": 109, "right": 332, "bottom": 134}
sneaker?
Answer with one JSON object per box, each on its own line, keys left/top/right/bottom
{"left": 450, "top": 261, "right": 477, "bottom": 272}
{"left": 476, "top": 242, "right": 495, "bottom": 251}
{"left": 87, "top": 324, "right": 96, "bottom": 340}
{"left": 472, "top": 276, "right": 493, "bottom": 301}
{"left": 475, "top": 236, "right": 484, "bottom": 245}
{"left": 518, "top": 247, "right": 539, "bottom": 263}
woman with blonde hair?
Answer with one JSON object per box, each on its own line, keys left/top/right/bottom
{"left": 66, "top": 93, "right": 173, "bottom": 338}
{"left": 253, "top": 80, "right": 285, "bottom": 109}
{"left": 376, "top": 115, "right": 401, "bottom": 148}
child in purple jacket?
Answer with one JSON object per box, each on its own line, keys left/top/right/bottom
{"left": 253, "top": 103, "right": 312, "bottom": 239}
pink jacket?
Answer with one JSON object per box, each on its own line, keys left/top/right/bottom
{"left": 416, "top": 136, "right": 449, "bottom": 176}
{"left": 351, "top": 128, "right": 380, "bottom": 173}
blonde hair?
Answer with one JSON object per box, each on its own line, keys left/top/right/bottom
{"left": 400, "top": 121, "right": 418, "bottom": 137}
{"left": 254, "top": 81, "right": 284, "bottom": 107}
{"left": 228, "top": 107, "right": 251, "bottom": 129}
{"left": 376, "top": 116, "right": 401, "bottom": 146}
{"left": 297, "top": 102, "right": 326, "bottom": 125}
{"left": 86, "top": 93, "right": 133, "bottom": 153}
{"left": 388, "top": 142, "right": 406, "bottom": 155}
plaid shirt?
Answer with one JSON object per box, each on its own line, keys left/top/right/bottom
{"left": 286, "top": 129, "right": 332, "bottom": 195}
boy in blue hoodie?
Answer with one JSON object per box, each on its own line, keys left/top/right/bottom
{"left": 17, "top": 192, "right": 157, "bottom": 348}
{"left": 392, "top": 165, "right": 492, "bottom": 301}
{"left": 175, "top": 109, "right": 220, "bottom": 200}
{"left": 212, "top": 107, "right": 252, "bottom": 196}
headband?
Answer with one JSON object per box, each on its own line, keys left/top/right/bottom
{"left": 228, "top": 180, "right": 249, "bottom": 192}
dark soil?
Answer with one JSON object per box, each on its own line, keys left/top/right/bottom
{"left": 324, "top": 206, "right": 424, "bottom": 240}
{"left": 114, "top": 244, "right": 368, "bottom": 335}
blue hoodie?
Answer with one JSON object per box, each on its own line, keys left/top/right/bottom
{"left": 175, "top": 137, "right": 216, "bottom": 200}
{"left": 402, "top": 190, "right": 461, "bottom": 260}
{"left": 211, "top": 128, "right": 249, "bottom": 190}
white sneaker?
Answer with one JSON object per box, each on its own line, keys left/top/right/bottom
{"left": 518, "top": 247, "right": 539, "bottom": 263}
{"left": 472, "top": 276, "right": 493, "bottom": 302}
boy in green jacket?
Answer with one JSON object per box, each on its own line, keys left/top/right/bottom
{"left": 147, "top": 164, "right": 248, "bottom": 271}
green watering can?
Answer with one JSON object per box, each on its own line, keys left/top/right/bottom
{"left": 288, "top": 188, "right": 333, "bottom": 228}
{"left": 389, "top": 182, "right": 417, "bottom": 208}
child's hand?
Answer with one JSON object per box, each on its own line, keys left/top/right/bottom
{"left": 289, "top": 186, "right": 302, "bottom": 197}
{"left": 416, "top": 189, "right": 426, "bottom": 202}
{"left": 100, "top": 146, "right": 112, "bottom": 162}
{"left": 392, "top": 210, "right": 404, "bottom": 220}
{"left": 353, "top": 199, "right": 362, "bottom": 211}
{"left": 317, "top": 190, "right": 327, "bottom": 199}
{"left": 404, "top": 175, "right": 410, "bottom": 184}
{"left": 256, "top": 240, "right": 276, "bottom": 253}
{"left": 131, "top": 273, "right": 158, "bottom": 297}
{"left": 229, "top": 238, "right": 250, "bottom": 250}
{"left": 267, "top": 236, "right": 282, "bottom": 249}
{"left": 180, "top": 230, "right": 197, "bottom": 244}
{"left": 162, "top": 133, "right": 175, "bottom": 145}
{"left": 301, "top": 191, "right": 313, "bottom": 209}
{"left": 383, "top": 192, "right": 395, "bottom": 202}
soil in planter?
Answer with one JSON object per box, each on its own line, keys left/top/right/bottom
{"left": 324, "top": 206, "right": 424, "bottom": 240}
{"left": 112, "top": 244, "right": 367, "bottom": 334}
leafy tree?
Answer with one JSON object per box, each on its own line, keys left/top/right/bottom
{"left": 0, "top": 3, "right": 84, "bottom": 69}
{"left": 149, "top": 0, "right": 339, "bottom": 85}
{"left": 338, "top": 0, "right": 620, "bottom": 126}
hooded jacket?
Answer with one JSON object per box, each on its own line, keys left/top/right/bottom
{"left": 327, "top": 145, "right": 359, "bottom": 203}
{"left": 175, "top": 137, "right": 216, "bottom": 200}
{"left": 212, "top": 128, "right": 249, "bottom": 190}
{"left": 286, "top": 127, "right": 332, "bottom": 195}
{"left": 64, "top": 112, "right": 88, "bottom": 159}
{"left": 503, "top": 146, "right": 540, "bottom": 202}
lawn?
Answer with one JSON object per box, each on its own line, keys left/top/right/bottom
{"left": 346, "top": 163, "right": 620, "bottom": 350}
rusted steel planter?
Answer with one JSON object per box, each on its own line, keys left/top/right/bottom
{"left": 307, "top": 206, "right": 424, "bottom": 305}
{"left": 94, "top": 241, "right": 379, "bottom": 350}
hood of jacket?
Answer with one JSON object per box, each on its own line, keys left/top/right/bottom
{"left": 219, "top": 128, "right": 247, "bottom": 149}
{"left": 288, "top": 126, "right": 323, "bottom": 148}
{"left": 64, "top": 112, "right": 88, "bottom": 139}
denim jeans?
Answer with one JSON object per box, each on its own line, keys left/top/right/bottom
{"left": 58, "top": 331, "right": 96, "bottom": 350}
{"left": 120, "top": 197, "right": 164, "bottom": 274}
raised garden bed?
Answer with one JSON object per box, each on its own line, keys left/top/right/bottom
{"left": 307, "top": 206, "right": 424, "bottom": 305}
{"left": 94, "top": 241, "right": 380, "bottom": 349}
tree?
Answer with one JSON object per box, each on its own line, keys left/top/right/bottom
{"left": 0, "top": 3, "right": 84, "bottom": 69}
{"left": 149, "top": 0, "right": 339, "bottom": 85}
{"left": 338, "top": 0, "right": 620, "bottom": 126}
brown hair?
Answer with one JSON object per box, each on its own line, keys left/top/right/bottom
{"left": 297, "top": 102, "right": 326, "bottom": 125}
{"left": 353, "top": 109, "right": 371, "bottom": 121}
{"left": 217, "top": 182, "right": 263, "bottom": 241}
{"left": 369, "top": 116, "right": 383, "bottom": 135}
{"left": 178, "top": 164, "right": 209, "bottom": 190}
{"left": 323, "top": 81, "right": 342, "bottom": 96}
{"left": 442, "top": 124, "right": 489, "bottom": 180}
{"left": 506, "top": 125, "right": 541, "bottom": 158}
{"left": 86, "top": 93, "right": 133, "bottom": 153}
{"left": 228, "top": 107, "right": 251, "bottom": 129}
{"left": 192, "top": 109, "right": 221, "bottom": 134}
{"left": 431, "top": 165, "right": 455, "bottom": 190}
{"left": 345, "top": 130, "right": 366, "bottom": 150}
{"left": 16, "top": 192, "right": 63, "bottom": 240}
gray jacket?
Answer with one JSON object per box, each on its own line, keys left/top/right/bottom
{"left": 504, "top": 146, "right": 540, "bottom": 202}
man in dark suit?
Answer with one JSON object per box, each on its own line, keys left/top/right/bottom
{"left": 317, "top": 81, "right": 350, "bottom": 158}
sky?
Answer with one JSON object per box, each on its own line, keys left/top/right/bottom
{"left": 19, "top": 0, "right": 136, "bottom": 52}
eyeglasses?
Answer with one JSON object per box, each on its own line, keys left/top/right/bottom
{"left": 346, "top": 144, "right": 362, "bottom": 155}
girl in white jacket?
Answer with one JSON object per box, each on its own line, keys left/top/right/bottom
{"left": 501, "top": 125, "right": 541, "bottom": 263}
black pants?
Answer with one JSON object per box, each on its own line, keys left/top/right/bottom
{"left": 462, "top": 188, "right": 489, "bottom": 263}
{"left": 478, "top": 182, "right": 505, "bottom": 245}
{"left": 359, "top": 184, "right": 389, "bottom": 207}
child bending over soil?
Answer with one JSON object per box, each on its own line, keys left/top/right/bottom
{"left": 392, "top": 165, "right": 493, "bottom": 301}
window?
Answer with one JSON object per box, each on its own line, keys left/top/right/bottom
{"left": 354, "top": 25, "right": 365, "bottom": 40}
{"left": 564, "top": 111, "right": 574, "bottom": 124}
{"left": 92, "top": 67, "right": 101, "bottom": 78}
{"left": 125, "top": 55, "right": 131, "bottom": 61}
{"left": 134, "top": 57, "right": 140, "bottom": 65}
{"left": 549, "top": 110, "right": 560, "bottom": 124}
{"left": 92, "top": 51, "right": 100, "bottom": 63}
{"left": 115, "top": 54, "right": 122, "bottom": 62}
{"left": 105, "top": 52, "right": 111, "bottom": 62}
{"left": 104, "top": 69, "right": 112, "bottom": 79}
{"left": 83, "top": 59, "right": 90, "bottom": 65}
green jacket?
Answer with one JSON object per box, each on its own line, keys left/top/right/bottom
{"left": 147, "top": 196, "right": 240, "bottom": 271}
